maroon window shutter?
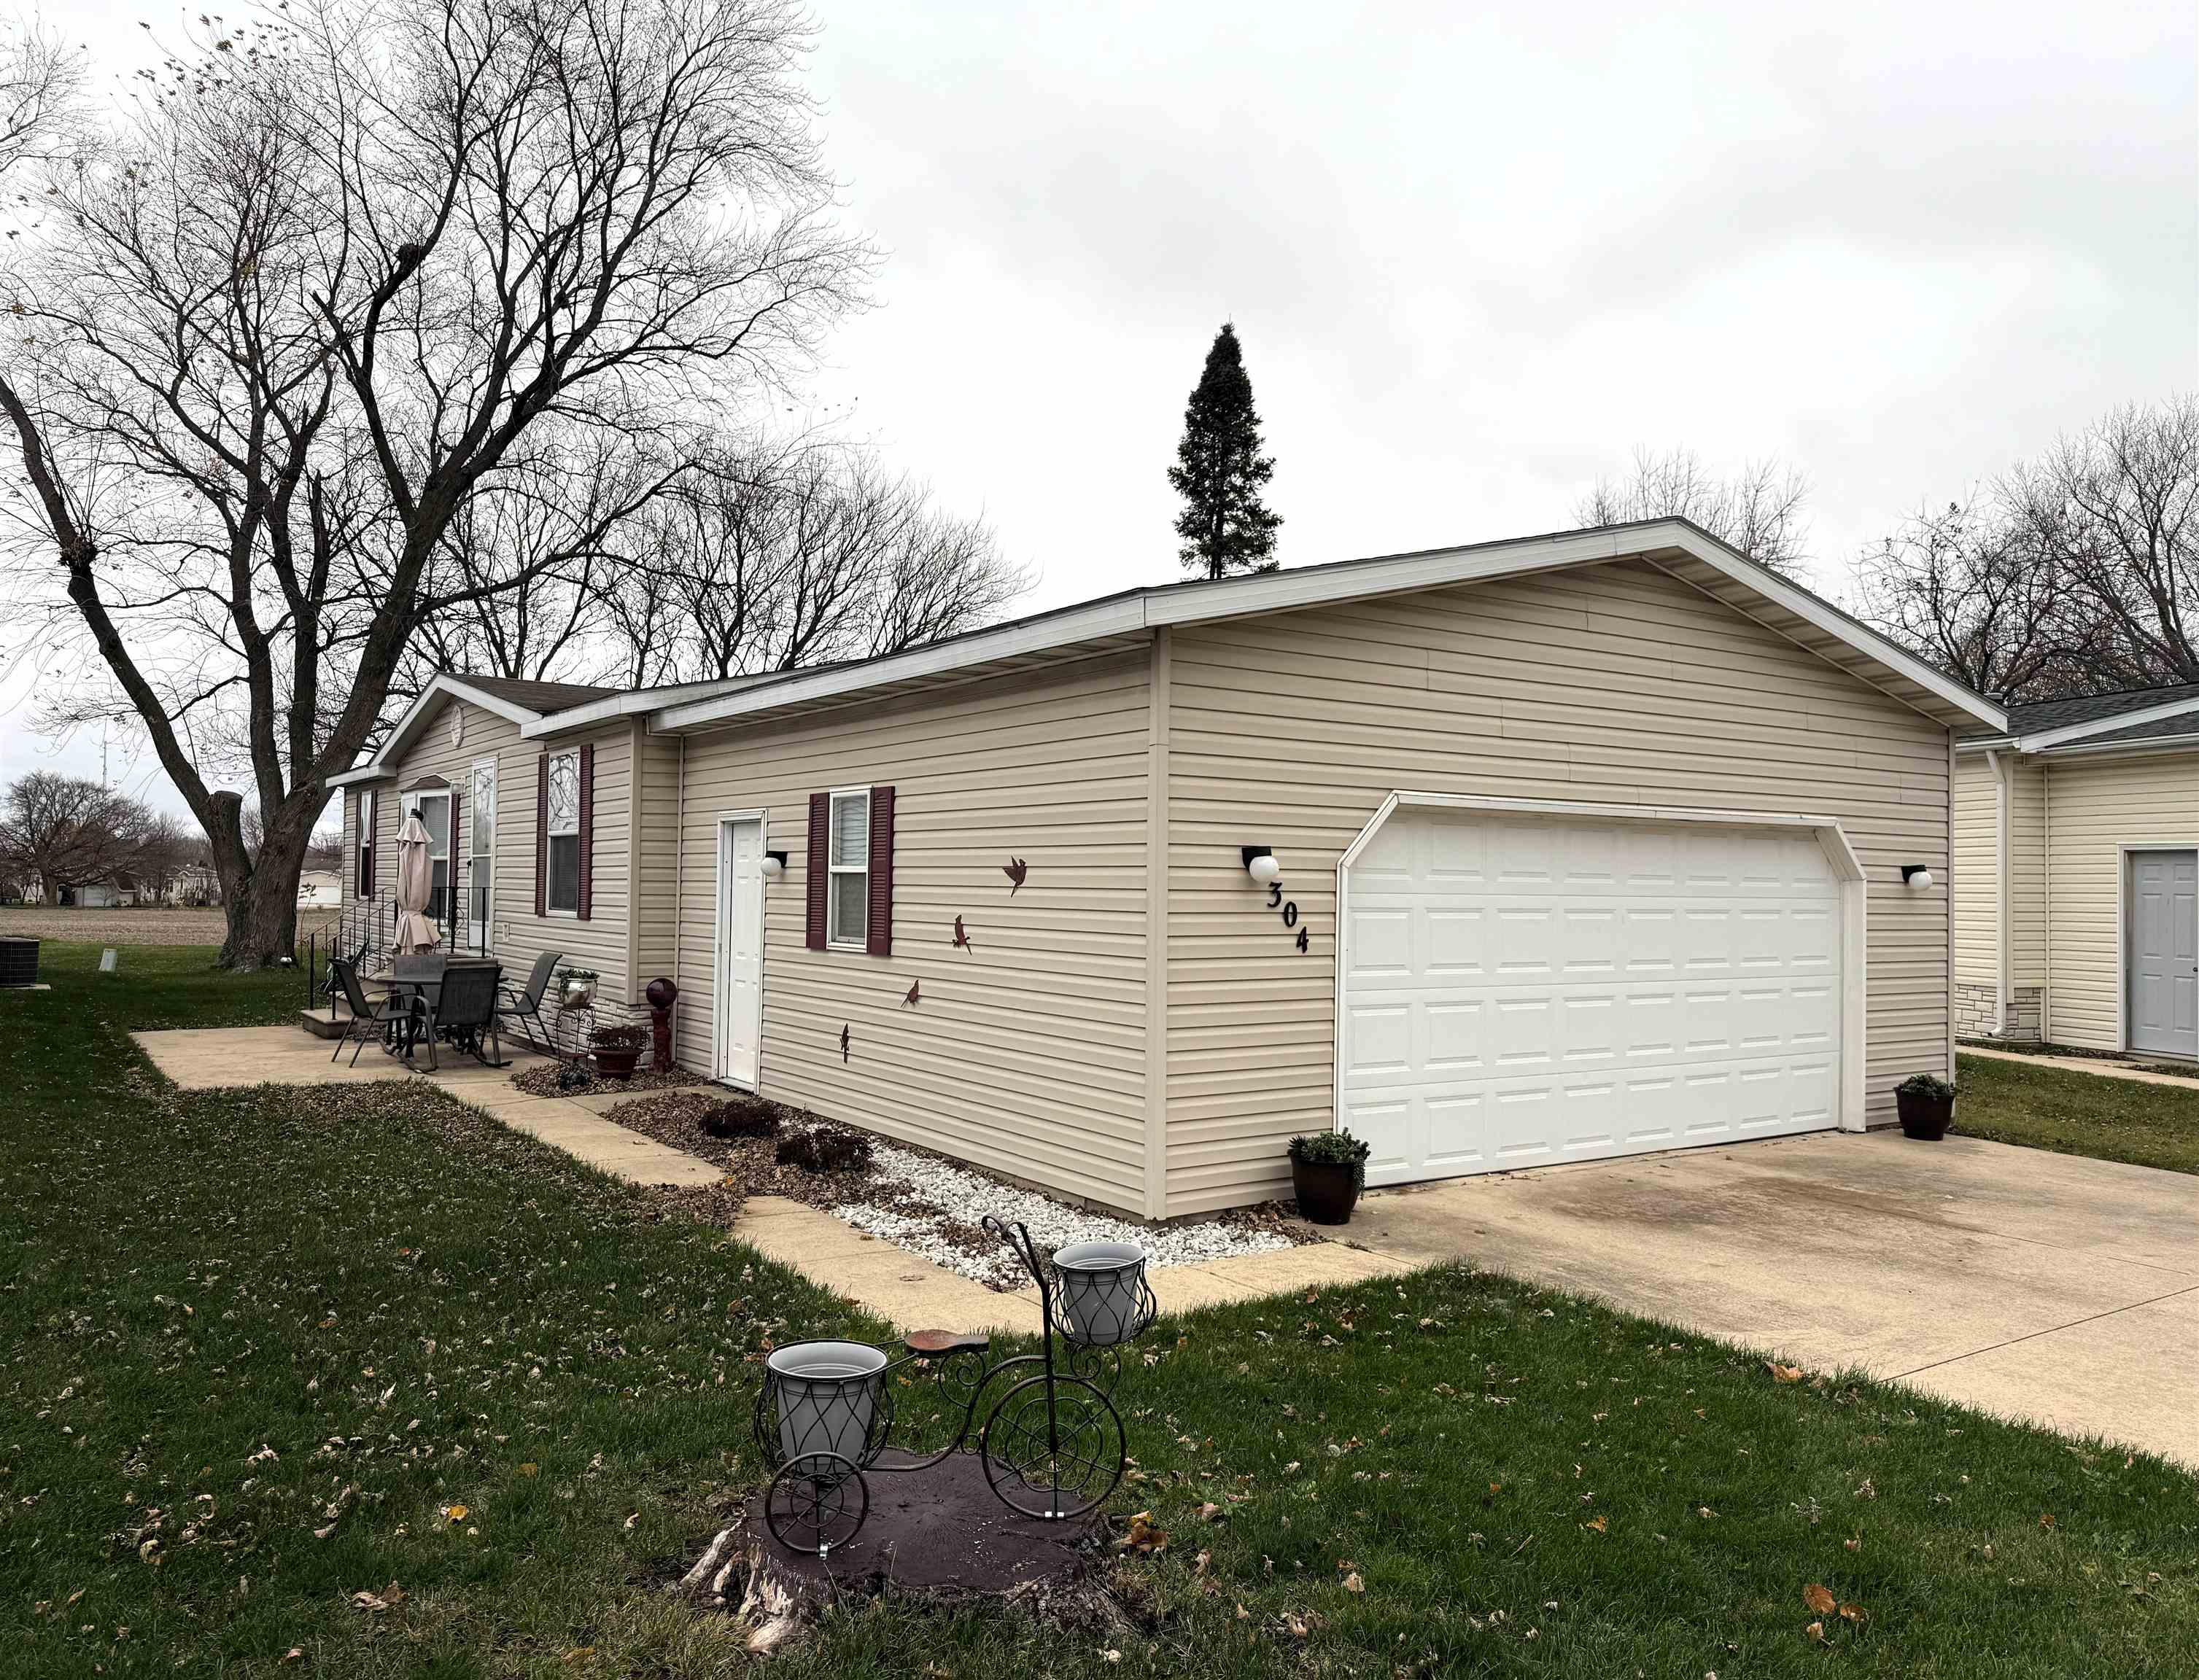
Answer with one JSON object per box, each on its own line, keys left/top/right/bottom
{"left": 866, "top": 785, "right": 894, "bottom": 957}
{"left": 577, "top": 743, "right": 594, "bottom": 921}
{"left": 534, "top": 755, "right": 548, "bottom": 917}
{"left": 805, "top": 792, "right": 829, "bottom": 950}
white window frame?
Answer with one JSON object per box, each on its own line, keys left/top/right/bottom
{"left": 545, "top": 749, "right": 581, "bottom": 918}
{"left": 826, "top": 787, "right": 871, "bottom": 951}
{"left": 355, "top": 788, "right": 376, "bottom": 898}
{"left": 408, "top": 786, "right": 453, "bottom": 924}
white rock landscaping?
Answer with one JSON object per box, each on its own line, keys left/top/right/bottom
{"left": 831, "top": 1141, "right": 1294, "bottom": 1290}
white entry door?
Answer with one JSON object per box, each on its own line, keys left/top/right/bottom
{"left": 2130, "top": 849, "right": 2198, "bottom": 1059}
{"left": 716, "top": 817, "right": 767, "bottom": 1087}
{"left": 1341, "top": 807, "right": 1845, "bottom": 1186}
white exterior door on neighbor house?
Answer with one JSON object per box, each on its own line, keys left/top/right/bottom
{"left": 1340, "top": 802, "right": 1850, "bottom": 1187}
{"left": 715, "top": 815, "right": 767, "bottom": 1087}
{"left": 2129, "top": 849, "right": 2198, "bottom": 1059}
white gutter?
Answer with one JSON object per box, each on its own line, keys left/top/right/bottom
{"left": 2031, "top": 731, "right": 2199, "bottom": 760}
{"left": 651, "top": 521, "right": 2007, "bottom": 736}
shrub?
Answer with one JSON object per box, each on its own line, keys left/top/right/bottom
{"left": 1288, "top": 1128, "right": 1372, "bottom": 1189}
{"left": 700, "top": 1098, "right": 780, "bottom": 1140}
{"left": 775, "top": 1127, "right": 873, "bottom": 1175}
{"left": 1896, "top": 1073, "right": 1958, "bottom": 1100}
{"left": 589, "top": 1023, "right": 648, "bottom": 1051}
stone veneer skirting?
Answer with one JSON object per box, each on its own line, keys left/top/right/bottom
{"left": 1955, "top": 982, "right": 2044, "bottom": 1041}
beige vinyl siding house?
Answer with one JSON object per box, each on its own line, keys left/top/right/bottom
{"left": 321, "top": 521, "right": 2004, "bottom": 1216}
{"left": 1952, "top": 687, "right": 2199, "bottom": 1056}
{"left": 637, "top": 520, "right": 1998, "bottom": 1217}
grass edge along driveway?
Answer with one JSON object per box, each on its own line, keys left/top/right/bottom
{"left": 1955, "top": 1050, "right": 2199, "bottom": 1175}
{"left": 2, "top": 943, "right": 2195, "bottom": 1679}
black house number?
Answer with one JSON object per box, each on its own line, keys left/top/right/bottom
{"left": 1266, "top": 882, "right": 1311, "bottom": 952}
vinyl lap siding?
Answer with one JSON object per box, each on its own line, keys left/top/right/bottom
{"left": 2043, "top": 750, "right": 2199, "bottom": 1051}
{"left": 1952, "top": 753, "right": 1998, "bottom": 989}
{"left": 2007, "top": 757, "right": 2047, "bottom": 987}
{"left": 1163, "top": 558, "right": 1952, "bottom": 1216}
{"left": 359, "top": 698, "right": 638, "bottom": 1009}
{"left": 635, "top": 730, "right": 683, "bottom": 989}
{"left": 671, "top": 656, "right": 1152, "bottom": 1213}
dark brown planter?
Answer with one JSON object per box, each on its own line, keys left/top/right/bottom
{"left": 592, "top": 1046, "right": 643, "bottom": 1081}
{"left": 0, "top": 938, "right": 39, "bottom": 988}
{"left": 1292, "top": 1157, "right": 1362, "bottom": 1225}
{"left": 1896, "top": 1086, "right": 1953, "bottom": 1140}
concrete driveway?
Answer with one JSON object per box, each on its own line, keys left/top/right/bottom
{"left": 1345, "top": 1131, "right": 2199, "bottom": 1469}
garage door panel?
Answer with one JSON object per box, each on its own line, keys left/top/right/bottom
{"left": 1343, "top": 808, "right": 1844, "bottom": 1185}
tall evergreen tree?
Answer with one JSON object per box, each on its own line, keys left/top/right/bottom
{"left": 1168, "top": 322, "right": 1281, "bottom": 579}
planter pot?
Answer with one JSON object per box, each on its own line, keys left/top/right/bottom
{"left": 762, "top": 1339, "right": 888, "bottom": 1467}
{"left": 1052, "top": 1241, "right": 1154, "bottom": 1347}
{"left": 0, "top": 938, "right": 39, "bottom": 989}
{"left": 1896, "top": 1086, "right": 1954, "bottom": 1141}
{"left": 560, "top": 976, "right": 597, "bottom": 1008}
{"left": 592, "top": 1046, "right": 643, "bottom": 1081}
{"left": 1292, "top": 1157, "right": 1362, "bottom": 1225}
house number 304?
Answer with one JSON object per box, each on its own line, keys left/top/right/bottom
{"left": 1266, "top": 882, "right": 1311, "bottom": 952}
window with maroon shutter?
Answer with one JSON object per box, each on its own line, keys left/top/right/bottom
{"left": 805, "top": 792, "right": 829, "bottom": 950}
{"left": 543, "top": 749, "right": 583, "bottom": 914}
{"left": 865, "top": 785, "right": 894, "bottom": 957}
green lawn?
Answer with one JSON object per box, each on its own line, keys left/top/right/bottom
{"left": 4, "top": 947, "right": 2195, "bottom": 1678}
{"left": 1956, "top": 1051, "right": 2199, "bottom": 1175}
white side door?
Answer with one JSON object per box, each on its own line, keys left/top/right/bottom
{"left": 2130, "top": 849, "right": 2198, "bottom": 1059}
{"left": 717, "top": 816, "right": 767, "bottom": 1086}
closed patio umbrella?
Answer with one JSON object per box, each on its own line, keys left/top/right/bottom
{"left": 393, "top": 810, "right": 442, "bottom": 952}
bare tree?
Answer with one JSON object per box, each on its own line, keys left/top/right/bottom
{"left": 0, "top": 771, "right": 152, "bottom": 904}
{"left": 133, "top": 812, "right": 198, "bottom": 902}
{"left": 0, "top": 0, "right": 870, "bottom": 968}
{"left": 2005, "top": 397, "right": 2199, "bottom": 685}
{"left": 1575, "top": 446, "right": 1811, "bottom": 577}
{"left": 1855, "top": 397, "right": 2197, "bottom": 701}
{"left": 0, "top": 12, "right": 80, "bottom": 182}
{"left": 632, "top": 441, "right": 1024, "bottom": 680}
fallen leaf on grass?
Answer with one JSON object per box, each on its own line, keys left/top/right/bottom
{"left": 349, "top": 1582, "right": 403, "bottom": 1614}
{"left": 518, "top": 1463, "right": 539, "bottom": 1477}
{"left": 1803, "top": 1583, "right": 1836, "bottom": 1616}
{"left": 1839, "top": 1601, "right": 1863, "bottom": 1623}
{"left": 2039, "top": 1512, "right": 2055, "bottom": 1531}
{"left": 1805, "top": 1620, "right": 1826, "bottom": 1642}
{"left": 1583, "top": 1514, "right": 1607, "bottom": 1533}
{"left": 1117, "top": 1512, "right": 1168, "bottom": 1554}
{"left": 1341, "top": 1571, "right": 1365, "bottom": 1593}
{"left": 1767, "top": 1362, "right": 1804, "bottom": 1383}
{"left": 1196, "top": 1501, "right": 1224, "bottom": 1522}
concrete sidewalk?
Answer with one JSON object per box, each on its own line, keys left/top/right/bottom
{"left": 131, "top": 1024, "right": 724, "bottom": 1189}
{"left": 1959, "top": 1043, "right": 2199, "bottom": 1093}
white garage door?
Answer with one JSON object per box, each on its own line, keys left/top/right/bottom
{"left": 1340, "top": 807, "right": 1844, "bottom": 1186}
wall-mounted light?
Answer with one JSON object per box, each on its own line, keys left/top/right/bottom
{"left": 762, "top": 850, "right": 788, "bottom": 879}
{"left": 1241, "top": 845, "right": 1282, "bottom": 887}
{"left": 1901, "top": 864, "right": 1934, "bottom": 891}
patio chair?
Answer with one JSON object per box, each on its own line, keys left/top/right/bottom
{"left": 498, "top": 949, "right": 562, "bottom": 1054}
{"left": 328, "top": 956, "right": 426, "bottom": 1068}
{"left": 416, "top": 960, "right": 508, "bottom": 1070}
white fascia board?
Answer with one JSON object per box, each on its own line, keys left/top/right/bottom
{"left": 648, "top": 518, "right": 2005, "bottom": 736}
{"left": 326, "top": 763, "right": 395, "bottom": 788}
{"left": 652, "top": 597, "right": 1151, "bottom": 731}
{"left": 1955, "top": 735, "right": 2016, "bottom": 754}
{"left": 325, "top": 675, "right": 543, "bottom": 786}
{"left": 520, "top": 677, "right": 765, "bottom": 739}
{"left": 2017, "top": 695, "right": 2199, "bottom": 751}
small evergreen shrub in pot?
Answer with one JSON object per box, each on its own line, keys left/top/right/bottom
{"left": 1895, "top": 1072, "right": 1957, "bottom": 1140}
{"left": 589, "top": 1023, "right": 648, "bottom": 1081}
{"left": 1288, "top": 1129, "right": 1372, "bottom": 1225}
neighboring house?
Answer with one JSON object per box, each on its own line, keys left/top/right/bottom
{"left": 77, "top": 874, "right": 140, "bottom": 908}
{"left": 332, "top": 519, "right": 2004, "bottom": 1216}
{"left": 296, "top": 869, "right": 342, "bottom": 910}
{"left": 164, "top": 863, "right": 222, "bottom": 906}
{"left": 1954, "top": 685, "right": 2199, "bottom": 1058}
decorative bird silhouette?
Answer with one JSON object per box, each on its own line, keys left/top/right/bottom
{"left": 953, "top": 915, "right": 974, "bottom": 953}
{"left": 903, "top": 980, "right": 920, "bottom": 1008}
{"left": 839, "top": 1024, "right": 850, "bottom": 1062}
{"left": 1002, "top": 857, "right": 1028, "bottom": 895}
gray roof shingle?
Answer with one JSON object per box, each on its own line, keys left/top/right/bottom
{"left": 2007, "top": 682, "right": 2199, "bottom": 738}
{"left": 449, "top": 674, "right": 620, "bottom": 715}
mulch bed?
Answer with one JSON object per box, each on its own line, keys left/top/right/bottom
{"left": 508, "top": 1061, "right": 702, "bottom": 1098}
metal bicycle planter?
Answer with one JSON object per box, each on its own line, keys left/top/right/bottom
{"left": 752, "top": 1216, "right": 1160, "bottom": 1556}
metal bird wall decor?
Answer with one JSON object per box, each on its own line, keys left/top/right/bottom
{"left": 903, "top": 980, "right": 920, "bottom": 1007}
{"left": 839, "top": 1024, "right": 850, "bottom": 1062}
{"left": 953, "top": 915, "right": 974, "bottom": 952}
{"left": 1002, "top": 857, "right": 1028, "bottom": 895}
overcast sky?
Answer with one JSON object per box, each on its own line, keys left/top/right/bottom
{"left": 4, "top": 0, "right": 2194, "bottom": 820}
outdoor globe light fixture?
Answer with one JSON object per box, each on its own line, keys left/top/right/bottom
{"left": 1242, "top": 845, "right": 1282, "bottom": 887}
{"left": 761, "top": 850, "right": 788, "bottom": 879}
{"left": 1901, "top": 864, "right": 1934, "bottom": 891}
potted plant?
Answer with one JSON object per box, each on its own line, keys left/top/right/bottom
{"left": 1896, "top": 1072, "right": 1957, "bottom": 1140}
{"left": 589, "top": 1022, "right": 648, "bottom": 1081}
{"left": 1288, "top": 1129, "right": 1372, "bottom": 1225}
{"left": 558, "top": 968, "right": 599, "bottom": 1009}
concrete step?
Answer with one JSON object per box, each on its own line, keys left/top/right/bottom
{"left": 298, "top": 1008, "right": 352, "bottom": 1040}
